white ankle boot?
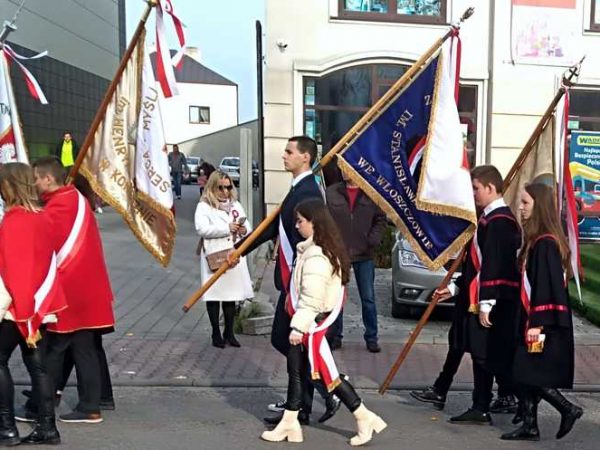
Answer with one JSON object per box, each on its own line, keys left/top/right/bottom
{"left": 260, "top": 409, "right": 303, "bottom": 443}
{"left": 349, "top": 403, "right": 387, "bottom": 446}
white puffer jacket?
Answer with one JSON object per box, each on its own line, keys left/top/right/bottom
{"left": 290, "top": 237, "right": 343, "bottom": 333}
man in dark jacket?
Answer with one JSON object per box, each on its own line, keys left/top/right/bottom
{"left": 326, "top": 172, "right": 386, "bottom": 353}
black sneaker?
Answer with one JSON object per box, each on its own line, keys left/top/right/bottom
{"left": 449, "top": 408, "right": 492, "bottom": 425}
{"left": 14, "top": 405, "right": 36, "bottom": 423}
{"left": 267, "top": 400, "right": 286, "bottom": 413}
{"left": 59, "top": 410, "right": 103, "bottom": 424}
{"left": 490, "top": 395, "right": 518, "bottom": 414}
{"left": 410, "top": 387, "right": 446, "bottom": 410}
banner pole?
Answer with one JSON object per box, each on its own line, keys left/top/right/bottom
{"left": 181, "top": 7, "right": 476, "bottom": 313}
{"left": 378, "top": 57, "right": 584, "bottom": 394}
{"left": 66, "top": 0, "right": 156, "bottom": 184}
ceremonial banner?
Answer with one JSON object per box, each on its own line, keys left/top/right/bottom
{"left": 80, "top": 30, "right": 176, "bottom": 266}
{"left": 338, "top": 36, "right": 476, "bottom": 270}
{"left": 0, "top": 50, "right": 28, "bottom": 163}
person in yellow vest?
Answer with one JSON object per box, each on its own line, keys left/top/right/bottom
{"left": 54, "top": 131, "right": 79, "bottom": 170}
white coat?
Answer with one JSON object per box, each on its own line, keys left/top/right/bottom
{"left": 194, "top": 200, "right": 254, "bottom": 302}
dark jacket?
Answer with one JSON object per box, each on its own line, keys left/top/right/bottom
{"left": 54, "top": 139, "right": 79, "bottom": 166}
{"left": 325, "top": 182, "right": 386, "bottom": 262}
{"left": 239, "top": 174, "right": 323, "bottom": 291}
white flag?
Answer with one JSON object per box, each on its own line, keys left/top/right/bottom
{"left": 0, "top": 51, "right": 29, "bottom": 163}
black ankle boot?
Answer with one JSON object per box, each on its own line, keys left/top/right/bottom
{"left": 0, "top": 413, "right": 20, "bottom": 446}
{"left": 501, "top": 396, "right": 540, "bottom": 441}
{"left": 539, "top": 388, "right": 583, "bottom": 439}
{"left": 21, "top": 416, "right": 61, "bottom": 445}
{"left": 224, "top": 333, "right": 240, "bottom": 347}
{"left": 211, "top": 332, "right": 225, "bottom": 348}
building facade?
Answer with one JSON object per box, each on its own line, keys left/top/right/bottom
{"left": 151, "top": 48, "right": 239, "bottom": 145}
{"left": 263, "top": 0, "right": 600, "bottom": 208}
{"left": 1, "top": 0, "right": 125, "bottom": 159}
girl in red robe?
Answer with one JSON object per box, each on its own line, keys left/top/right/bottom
{"left": 0, "top": 163, "right": 66, "bottom": 445}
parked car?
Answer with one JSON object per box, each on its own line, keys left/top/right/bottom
{"left": 218, "top": 156, "right": 259, "bottom": 187}
{"left": 183, "top": 156, "right": 201, "bottom": 184}
{"left": 391, "top": 235, "right": 460, "bottom": 318}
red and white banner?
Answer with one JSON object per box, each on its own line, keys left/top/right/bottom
{"left": 155, "top": 0, "right": 186, "bottom": 98}
{"left": 0, "top": 51, "right": 29, "bottom": 163}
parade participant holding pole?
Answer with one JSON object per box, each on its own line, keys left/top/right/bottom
{"left": 501, "top": 183, "right": 582, "bottom": 441}
{"left": 260, "top": 200, "right": 386, "bottom": 446}
{"left": 449, "top": 165, "right": 521, "bottom": 425}
{"left": 0, "top": 162, "right": 66, "bottom": 445}
{"left": 31, "top": 156, "right": 115, "bottom": 424}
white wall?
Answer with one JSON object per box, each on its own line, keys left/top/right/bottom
{"left": 159, "top": 82, "right": 238, "bottom": 144}
{"left": 264, "top": 0, "right": 490, "bottom": 206}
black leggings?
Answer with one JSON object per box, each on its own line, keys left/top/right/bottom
{"left": 0, "top": 322, "right": 55, "bottom": 418}
{"left": 206, "top": 302, "right": 236, "bottom": 337}
{"left": 286, "top": 344, "right": 361, "bottom": 413}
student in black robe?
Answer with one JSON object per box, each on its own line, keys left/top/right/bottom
{"left": 501, "top": 183, "right": 582, "bottom": 441}
{"left": 449, "top": 165, "right": 521, "bottom": 425}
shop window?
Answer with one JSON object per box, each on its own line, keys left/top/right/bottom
{"left": 303, "top": 63, "right": 478, "bottom": 183}
{"left": 189, "top": 106, "right": 210, "bottom": 124}
{"left": 592, "top": 0, "right": 600, "bottom": 31}
{"left": 338, "top": 0, "right": 447, "bottom": 24}
{"left": 569, "top": 89, "right": 600, "bottom": 132}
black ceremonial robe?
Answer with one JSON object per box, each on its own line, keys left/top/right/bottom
{"left": 513, "top": 236, "right": 575, "bottom": 389}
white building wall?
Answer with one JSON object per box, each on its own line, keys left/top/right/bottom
{"left": 264, "top": 0, "right": 490, "bottom": 207}
{"left": 159, "top": 83, "right": 238, "bottom": 144}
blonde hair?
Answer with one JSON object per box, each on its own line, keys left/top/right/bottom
{"left": 0, "top": 163, "right": 40, "bottom": 212}
{"left": 201, "top": 170, "right": 237, "bottom": 208}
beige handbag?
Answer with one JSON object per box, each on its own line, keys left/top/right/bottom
{"left": 196, "top": 237, "right": 232, "bottom": 272}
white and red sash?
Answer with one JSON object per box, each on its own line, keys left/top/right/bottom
{"left": 56, "top": 191, "right": 89, "bottom": 270}
{"left": 288, "top": 270, "right": 345, "bottom": 391}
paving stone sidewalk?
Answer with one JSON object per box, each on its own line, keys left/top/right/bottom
{"left": 9, "top": 185, "right": 600, "bottom": 390}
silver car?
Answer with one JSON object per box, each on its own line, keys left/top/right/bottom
{"left": 391, "top": 235, "right": 459, "bottom": 318}
{"left": 183, "top": 156, "right": 201, "bottom": 184}
{"left": 219, "top": 157, "right": 241, "bottom": 186}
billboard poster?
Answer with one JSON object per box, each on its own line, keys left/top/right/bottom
{"left": 569, "top": 130, "right": 600, "bottom": 241}
{"left": 512, "top": 0, "right": 579, "bottom": 66}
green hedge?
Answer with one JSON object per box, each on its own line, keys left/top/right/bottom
{"left": 570, "top": 243, "right": 600, "bottom": 327}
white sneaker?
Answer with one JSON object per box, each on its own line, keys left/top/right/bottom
{"left": 95, "top": 207, "right": 103, "bottom": 214}
{"left": 267, "top": 400, "right": 287, "bottom": 412}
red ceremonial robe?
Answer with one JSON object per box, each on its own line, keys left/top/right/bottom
{"left": 0, "top": 207, "right": 67, "bottom": 344}
{"left": 42, "top": 186, "right": 114, "bottom": 333}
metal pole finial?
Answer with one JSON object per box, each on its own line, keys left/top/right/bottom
{"left": 460, "top": 7, "right": 475, "bottom": 23}
{"left": 562, "top": 55, "right": 585, "bottom": 87}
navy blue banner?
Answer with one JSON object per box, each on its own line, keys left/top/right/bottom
{"left": 339, "top": 53, "right": 472, "bottom": 267}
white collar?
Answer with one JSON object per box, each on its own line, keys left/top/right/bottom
{"left": 483, "top": 197, "right": 507, "bottom": 217}
{"left": 291, "top": 170, "right": 312, "bottom": 187}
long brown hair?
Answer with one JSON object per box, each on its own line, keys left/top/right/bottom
{"left": 0, "top": 163, "right": 40, "bottom": 212}
{"left": 518, "top": 183, "right": 571, "bottom": 276}
{"left": 294, "top": 199, "right": 350, "bottom": 285}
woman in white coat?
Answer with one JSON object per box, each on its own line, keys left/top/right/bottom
{"left": 194, "top": 171, "right": 253, "bottom": 348}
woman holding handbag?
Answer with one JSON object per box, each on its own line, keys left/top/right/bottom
{"left": 194, "top": 170, "right": 253, "bottom": 348}
{"left": 501, "top": 183, "right": 582, "bottom": 441}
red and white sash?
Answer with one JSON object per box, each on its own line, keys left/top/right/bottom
{"left": 56, "top": 191, "right": 89, "bottom": 270}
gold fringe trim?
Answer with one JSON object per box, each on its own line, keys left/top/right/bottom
{"left": 80, "top": 166, "right": 175, "bottom": 267}
{"left": 338, "top": 52, "right": 441, "bottom": 158}
{"left": 338, "top": 158, "right": 475, "bottom": 271}
{"left": 415, "top": 50, "right": 477, "bottom": 224}
{"left": 311, "top": 372, "right": 321, "bottom": 381}
{"left": 327, "top": 377, "right": 342, "bottom": 393}
{"left": 468, "top": 304, "right": 479, "bottom": 314}
{"left": 26, "top": 330, "right": 42, "bottom": 349}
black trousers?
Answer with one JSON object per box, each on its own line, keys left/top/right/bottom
{"left": 56, "top": 332, "right": 113, "bottom": 402}
{"left": 45, "top": 330, "right": 101, "bottom": 413}
{"left": 0, "top": 322, "right": 55, "bottom": 418}
{"left": 287, "top": 344, "right": 361, "bottom": 413}
{"left": 472, "top": 356, "right": 494, "bottom": 413}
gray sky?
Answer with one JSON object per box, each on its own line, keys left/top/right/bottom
{"left": 126, "top": 0, "right": 265, "bottom": 123}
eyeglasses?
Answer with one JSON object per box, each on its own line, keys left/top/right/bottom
{"left": 218, "top": 185, "right": 233, "bottom": 192}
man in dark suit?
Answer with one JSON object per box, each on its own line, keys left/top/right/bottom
{"left": 238, "top": 136, "right": 340, "bottom": 424}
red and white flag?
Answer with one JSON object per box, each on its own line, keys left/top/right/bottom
{"left": 0, "top": 50, "right": 29, "bottom": 163}
{"left": 155, "top": 0, "right": 186, "bottom": 98}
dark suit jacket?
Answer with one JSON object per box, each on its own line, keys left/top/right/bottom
{"left": 239, "top": 174, "right": 323, "bottom": 291}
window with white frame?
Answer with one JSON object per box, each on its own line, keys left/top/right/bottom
{"left": 338, "top": 0, "right": 447, "bottom": 24}
{"left": 591, "top": 0, "right": 600, "bottom": 31}
{"left": 189, "top": 106, "right": 210, "bottom": 124}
